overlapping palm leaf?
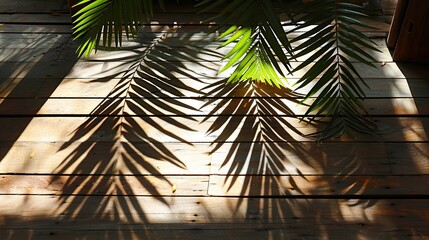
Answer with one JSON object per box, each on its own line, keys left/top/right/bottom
{"left": 71, "top": 0, "right": 381, "bottom": 140}
{"left": 197, "top": 0, "right": 293, "bottom": 87}
{"left": 287, "top": 0, "right": 379, "bottom": 140}
{"left": 71, "top": 0, "right": 164, "bottom": 57}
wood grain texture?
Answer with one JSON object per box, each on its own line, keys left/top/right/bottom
{"left": 1, "top": 60, "right": 426, "bottom": 80}
{"left": 2, "top": 4, "right": 429, "bottom": 239}
{"left": 209, "top": 142, "right": 429, "bottom": 175}
{"left": 0, "top": 142, "right": 428, "bottom": 175}
{"left": 2, "top": 77, "right": 429, "bottom": 100}
{"left": 0, "top": 24, "right": 73, "bottom": 33}
{"left": 0, "top": 196, "right": 428, "bottom": 224}
{"left": 0, "top": 175, "right": 209, "bottom": 196}
{"left": 0, "top": 97, "right": 425, "bottom": 116}
{"left": 1, "top": 174, "right": 426, "bottom": 197}
{"left": 1, "top": 227, "right": 427, "bottom": 240}
{"left": 0, "top": 0, "right": 68, "bottom": 13}
{"left": 0, "top": 142, "right": 212, "bottom": 175}
{"left": 208, "top": 175, "right": 429, "bottom": 196}
{"left": 0, "top": 116, "right": 428, "bottom": 142}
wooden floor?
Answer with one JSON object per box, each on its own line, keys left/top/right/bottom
{"left": 1, "top": 0, "right": 429, "bottom": 239}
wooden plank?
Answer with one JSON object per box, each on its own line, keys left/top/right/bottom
{"left": 0, "top": 24, "right": 73, "bottom": 33}
{"left": 1, "top": 41, "right": 392, "bottom": 63}
{"left": 0, "top": 0, "right": 67, "bottom": 13}
{"left": 0, "top": 116, "right": 428, "bottom": 142}
{"left": 0, "top": 116, "right": 208, "bottom": 142}
{"left": 0, "top": 142, "right": 212, "bottom": 175}
{"left": 208, "top": 175, "right": 429, "bottom": 196}
{"left": 1, "top": 227, "right": 427, "bottom": 240}
{"left": 0, "top": 77, "right": 70, "bottom": 99}
{"left": 0, "top": 98, "right": 208, "bottom": 116}
{"left": 296, "top": 78, "right": 429, "bottom": 98}
{"left": 0, "top": 33, "right": 73, "bottom": 63}
{"left": 0, "top": 97, "right": 424, "bottom": 116}
{"left": 1, "top": 60, "right": 425, "bottom": 80}
{"left": 0, "top": 48, "right": 64, "bottom": 62}
{"left": 0, "top": 33, "right": 41, "bottom": 39}
{"left": 2, "top": 77, "right": 428, "bottom": 99}
{"left": 0, "top": 78, "right": 123, "bottom": 98}
{"left": 0, "top": 175, "right": 208, "bottom": 196}
{"left": 0, "top": 14, "right": 71, "bottom": 24}
{"left": 0, "top": 142, "right": 427, "bottom": 175}
{"left": 0, "top": 196, "right": 428, "bottom": 225}
{"left": 0, "top": 61, "right": 79, "bottom": 79}
{"left": 0, "top": 33, "right": 68, "bottom": 48}
{"left": 0, "top": 0, "right": 68, "bottom": 13}
{"left": 209, "top": 142, "right": 429, "bottom": 175}
{"left": 202, "top": 116, "right": 429, "bottom": 142}
{"left": 1, "top": 174, "right": 425, "bottom": 197}
{"left": 0, "top": 61, "right": 218, "bottom": 79}
{"left": 200, "top": 97, "right": 421, "bottom": 116}
{"left": 382, "top": 0, "right": 399, "bottom": 15}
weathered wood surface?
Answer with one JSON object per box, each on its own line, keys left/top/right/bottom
{"left": 0, "top": 142, "right": 428, "bottom": 175}
{"left": 0, "top": 116, "right": 428, "bottom": 142}
{"left": 0, "top": 0, "right": 68, "bottom": 13}
{"left": 0, "top": 0, "right": 428, "bottom": 239}
{"left": 0, "top": 174, "right": 428, "bottom": 196}
{"left": 0, "top": 196, "right": 428, "bottom": 224}
{"left": 0, "top": 97, "right": 425, "bottom": 116}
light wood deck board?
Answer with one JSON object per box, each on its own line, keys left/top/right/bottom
{"left": 0, "top": 196, "right": 428, "bottom": 223}
{"left": 2, "top": 77, "right": 429, "bottom": 99}
{"left": 1, "top": 228, "right": 427, "bottom": 240}
{"left": 2, "top": 1, "right": 429, "bottom": 238}
{"left": 1, "top": 60, "right": 427, "bottom": 80}
{"left": 0, "top": 175, "right": 209, "bottom": 196}
{"left": 0, "top": 116, "right": 429, "bottom": 143}
{"left": 0, "top": 142, "right": 427, "bottom": 175}
{"left": 0, "top": 24, "right": 73, "bottom": 33}
{"left": 207, "top": 175, "right": 429, "bottom": 196}
{"left": 209, "top": 142, "right": 429, "bottom": 175}
{"left": 0, "top": 35, "right": 392, "bottom": 61}
{"left": 0, "top": 0, "right": 68, "bottom": 13}
{"left": 0, "top": 174, "right": 427, "bottom": 196}
{"left": 0, "top": 142, "right": 212, "bottom": 175}
{"left": 0, "top": 97, "right": 425, "bottom": 116}
{"left": 0, "top": 14, "right": 71, "bottom": 24}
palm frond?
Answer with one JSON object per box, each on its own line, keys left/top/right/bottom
{"left": 71, "top": 0, "right": 164, "bottom": 57}
{"left": 200, "top": 0, "right": 293, "bottom": 87}
{"left": 287, "top": 0, "right": 379, "bottom": 140}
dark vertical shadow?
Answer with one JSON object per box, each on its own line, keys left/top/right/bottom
{"left": 0, "top": 33, "right": 77, "bottom": 162}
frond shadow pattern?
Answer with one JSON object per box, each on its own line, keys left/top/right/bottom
{"left": 52, "top": 26, "right": 214, "bottom": 226}
{"left": 200, "top": 79, "right": 379, "bottom": 237}
{"left": 201, "top": 80, "right": 310, "bottom": 196}
{"left": 286, "top": 0, "right": 380, "bottom": 140}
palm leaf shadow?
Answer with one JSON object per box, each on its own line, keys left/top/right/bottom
{"left": 201, "top": 80, "right": 312, "bottom": 197}
{"left": 51, "top": 26, "right": 219, "bottom": 226}
{"left": 201, "top": 79, "right": 379, "bottom": 236}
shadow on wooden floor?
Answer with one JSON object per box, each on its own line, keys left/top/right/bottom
{"left": 1, "top": 22, "right": 429, "bottom": 240}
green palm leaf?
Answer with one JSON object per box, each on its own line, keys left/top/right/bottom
{"left": 200, "top": 0, "right": 293, "bottom": 87}
{"left": 71, "top": 0, "right": 164, "bottom": 57}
